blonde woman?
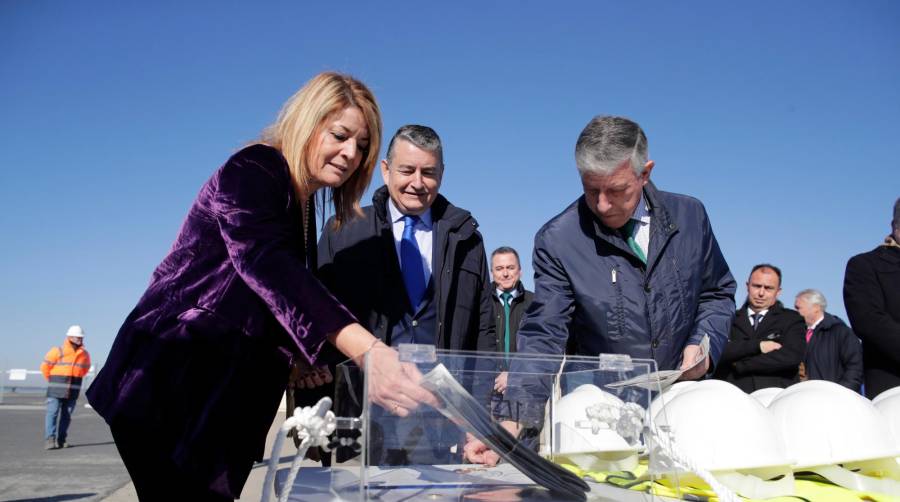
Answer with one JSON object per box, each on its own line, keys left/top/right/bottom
{"left": 87, "top": 72, "right": 434, "bottom": 501}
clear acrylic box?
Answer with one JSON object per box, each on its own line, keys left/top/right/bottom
{"left": 317, "top": 343, "right": 675, "bottom": 501}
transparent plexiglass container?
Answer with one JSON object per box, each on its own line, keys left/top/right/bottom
{"left": 314, "top": 343, "right": 678, "bottom": 501}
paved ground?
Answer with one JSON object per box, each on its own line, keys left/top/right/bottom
{"left": 0, "top": 393, "right": 128, "bottom": 502}
{"left": 0, "top": 392, "right": 308, "bottom": 502}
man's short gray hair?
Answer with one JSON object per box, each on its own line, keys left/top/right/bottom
{"left": 386, "top": 124, "right": 443, "bottom": 166}
{"left": 796, "top": 289, "right": 827, "bottom": 310}
{"left": 575, "top": 116, "right": 648, "bottom": 177}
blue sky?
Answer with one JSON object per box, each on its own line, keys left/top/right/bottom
{"left": 1, "top": 1, "right": 898, "bottom": 371}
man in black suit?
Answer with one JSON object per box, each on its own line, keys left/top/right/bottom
{"left": 794, "top": 289, "right": 862, "bottom": 391}
{"left": 316, "top": 124, "right": 495, "bottom": 464}
{"left": 713, "top": 264, "right": 806, "bottom": 393}
{"left": 488, "top": 246, "right": 533, "bottom": 411}
{"left": 844, "top": 197, "right": 900, "bottom": 399}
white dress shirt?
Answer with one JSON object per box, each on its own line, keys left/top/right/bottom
{"left": 747, "top": 307, "right": 770, "bottom": 328}
{"left": 625, "top": 192, "right": 651, "bottom": 258}
{"left": 808, "top": 315, "right": 824, "bottom": 331}
{"left": 495, "top": 288, "right": 519, "bottom": 305}
{"left": 388, "top": 199, "right": 433, "bottom": 285}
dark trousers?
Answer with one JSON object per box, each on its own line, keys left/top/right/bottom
{"left": 110, "top": 420, "right": 233, "bottom": 502}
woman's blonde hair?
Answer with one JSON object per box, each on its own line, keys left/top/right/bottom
{"left": 261, "top": 72, "right": 382, "bottom": 228}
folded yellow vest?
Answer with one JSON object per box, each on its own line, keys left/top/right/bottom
{"left": 559, "top": 461, "right": 900, "bottom": 501}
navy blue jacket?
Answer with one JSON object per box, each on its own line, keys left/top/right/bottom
{"left": 804, "top": 313, "right": 863, "bottom": 391}
{"left": 514, "top": 182, "right": 736, "bottom": 373}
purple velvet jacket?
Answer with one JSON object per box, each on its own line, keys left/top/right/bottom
{"left": 86, "top": 144, "right": 355, "bottom": 497}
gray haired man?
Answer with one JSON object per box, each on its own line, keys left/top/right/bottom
{"left": 465, "top": 115, "right": 736, "bottom": 464}
{"left": 794, "top": 289, "right": 863, "bottom": 391}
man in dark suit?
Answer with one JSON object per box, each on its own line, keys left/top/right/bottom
{"left": 316, "top": 124, "right": 495, "bottom": 464}
{"left": 794, "top": 289, "right": 862, "bottom": 391}
{"left": 844, "top": 197, "right": 900, "bottom": 399}
{"left": 713, "top": 264, "right": 806, "bottom": 393}
{"left": 488, "top": 246, "right": 533, "bottom": 410}
{"left": 464, "top": 116, "right": 736, "bottom": 466}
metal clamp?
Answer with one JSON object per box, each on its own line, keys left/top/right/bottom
{"left": 597, "top": 353, "right": 634, "bottom": 371}
{"left": 397, "top": 343, "right": 437, "bottom": 363}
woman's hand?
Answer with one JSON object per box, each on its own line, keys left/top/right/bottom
{"left": 364, "top": 343, "right": 439, "bottom": 417}
{"left": 328, "top": 323, "right": 438, "bottom": 417}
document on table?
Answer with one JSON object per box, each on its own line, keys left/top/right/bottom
{"left": 605, "top": 335, "right": 710, "bottom": 391}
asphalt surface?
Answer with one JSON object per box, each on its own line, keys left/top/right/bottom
{"left": 0, "top": 393, "right": 130, "bottom": 502}
{"left": 0, "top": 392, "right": 311, "bottom": 502}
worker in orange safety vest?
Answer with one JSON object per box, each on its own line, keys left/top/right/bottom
{"left": 41, "top": 325, "right": 91, "bottom": 450}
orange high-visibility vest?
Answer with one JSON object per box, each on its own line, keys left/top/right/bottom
{"left": 41, "top": 340, "right": 91, "bottom": 399}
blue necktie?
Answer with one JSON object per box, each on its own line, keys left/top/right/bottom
{"left": 401, "top": 215, "right": 426, "bottom": 310}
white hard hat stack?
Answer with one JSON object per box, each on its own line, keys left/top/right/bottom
{"left": 649, "top": 379, "right": 795, "bottom": 500}
{"left": 646, "top": 380, "right": 696, "bottom": 423}
{"left": 550, "top": 384, "right": 643, "bottom": 472}
{"left": 66, "top": 325, "right": 85, "bottom": 338}
{"left": 768, "top": 380, "right": 900, "bottom": 496}
{"left": 749, "top": 387, "right": 782, "bottom": 408}
{"left": 872, "top": 386, "right": 900, "bottom": 451}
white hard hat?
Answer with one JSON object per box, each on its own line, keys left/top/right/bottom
{"left": 872, "top": 385, "right": 900, "bottom": 406}
{"left": 872, "top": 386, "right": 900, "bottom": 451}
{"left": 768, "top": 380, "right": 899, "bottom": 468}
{"left": 652, "top": 379, "right": 792, "bottom": 473}
{"left": 772, "top": 378, "right": 863, "bottom": 401}
{"left": 749, "top": 387, "right": 782, "bottom": 408}
{"left": 768, "top": 380, "right": 900, "bottom": 495}
{"left": 648, "top": 379, "right": 795, "bottom": 499}
{"left": 647, "top": 380, "right": 696, "bottom": 423}
{"left": 551, "top": 384, "right": 642, "bottom": 472}
{"left": 66, "top": 325, "right": 85, "bottom": 338}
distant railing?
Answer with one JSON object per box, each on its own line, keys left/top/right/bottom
{"left": 0, "top": 367, "right": 96, "bottom": 404}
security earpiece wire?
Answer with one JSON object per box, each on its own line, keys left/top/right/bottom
{"left": 420, "top": 364, "right": 590, "bottom": 501}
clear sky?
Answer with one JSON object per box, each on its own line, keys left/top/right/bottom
{"left": 1, "top": 1, "right": 898, "bottom": 371}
